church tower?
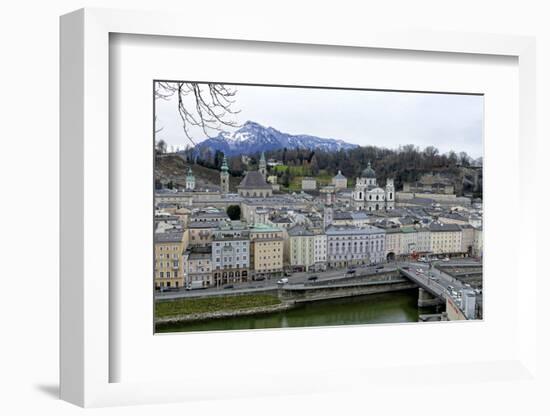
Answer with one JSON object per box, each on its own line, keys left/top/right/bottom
{"left": 259, "top": 151, "right": 267, "bottom": 180}
{"left": 185, "top": 167, "right": 195, "bottom": 190}
{"left": 220, "top": 154, "right": 229, "bottom": 194}
{"left": 385, "top": 178, "right": 395, "bottom": 210}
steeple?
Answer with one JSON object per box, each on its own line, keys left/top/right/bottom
{"left": 220, "top": 154, "right": 229, "bottom": 194}
{"left": 185, "top": 167, "right": 195, "bottom": 190}
{"left": 259, "top": 151, "right": 267, "bottom": 179}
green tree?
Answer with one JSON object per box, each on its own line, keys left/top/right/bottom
{"left": 226, "top": 205, "right": 241, "bottom": 221}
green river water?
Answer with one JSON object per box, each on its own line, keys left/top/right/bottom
{"left": 156, "top": 289, "right": 438, "bottom": 333}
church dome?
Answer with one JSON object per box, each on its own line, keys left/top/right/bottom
{"left": 361, "top": 162, "right": 376, "bottom": 178}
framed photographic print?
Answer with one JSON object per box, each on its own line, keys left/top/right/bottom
{"left": 152, "top": 81, "right": 484, "bottom": 334}
{"left": 60, "top": 7, "right": 538, "bottom": 408}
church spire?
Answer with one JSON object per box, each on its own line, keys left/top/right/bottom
{"left": 259, "top": 151, "right": 267, "bottom": 179}
{"left": 221, "top": 155, "right": 229, "bottom": 172}
{"left": 220, "top": 154, "right": 229, "bottom": 194}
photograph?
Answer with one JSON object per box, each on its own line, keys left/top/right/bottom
{"left": 153, "top": 81, "right": 484, "bottom": 333}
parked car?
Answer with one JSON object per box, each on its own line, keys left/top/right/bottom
{"left": 254, "top": 276, "right": 266, "bottom": 281}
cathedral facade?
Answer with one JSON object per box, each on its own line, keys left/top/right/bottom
{"left": 352, "top": 162, "right": 395, "bottom": 211}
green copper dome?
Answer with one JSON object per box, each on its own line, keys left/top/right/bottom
{"left": 221, "top": 154, "right": 229, "bottom": 172}
{"left": 361, "top": 162, "right": 376, "bottom": 178}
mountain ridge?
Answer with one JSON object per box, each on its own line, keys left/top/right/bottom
{"left": 193, "top": 120, "right": 358, "bottom": 156}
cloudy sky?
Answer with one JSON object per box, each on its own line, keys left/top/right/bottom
{"left": 155, "top": 83, "right": 483, "bottom": 158}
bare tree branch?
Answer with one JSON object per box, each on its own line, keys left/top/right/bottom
{"left": 154, "top": 82, "right": 240, "bottom": 146}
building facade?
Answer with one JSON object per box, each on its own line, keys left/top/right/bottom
{"left": 352, "top": 162, "right": 395, "bottom": 211}
{"left": 154, "top": 231, "right": 186, "bottom": 290}
{"left": 473, "top": 227, "right": 483, "bottom": 257}
{"left": 325, "top": 225, "right": 386, "bottom": 268}
{"left": 249, "top": 224, "right": 284, "bottom": 279}
{"left": 211, "top": 222, "right": 250, "bottom": 286}
{"left": 301, "top": 177, "right": 317, "bottom": 191}
{"left": 185, "top": 246, "right": 213, "bottom": 287}
{"left": 288, "top": 225, "right": 315, "bottom": 271}
{"left": 188, "top": 221, "right": 218, "bottom": 246}
{"left": 313, "top": 232, "right": 328, "bottom": 270}
{"left": 428, "top": 223, "right": 463, "bottom": 254}
{"left": 332, "top": 170, "right": 347, "bottom": 190}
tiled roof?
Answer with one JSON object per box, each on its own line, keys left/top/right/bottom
{"left": 238, "top": 171, "right": 271, "bottom": 189}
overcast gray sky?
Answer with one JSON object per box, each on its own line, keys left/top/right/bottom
{"left": 155, "top": 83, "right": 483, "bottom": 158}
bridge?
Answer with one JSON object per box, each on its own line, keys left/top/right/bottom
{"left": 156, "top": 259, "right": 482, "bottom": 321}
{"left": 397, "top": 261, "right": 481, "bottom": 320}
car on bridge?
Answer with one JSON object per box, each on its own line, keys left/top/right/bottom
{"left": 277, "top": 278, "right": 289, "bottom": 285}
{"left": 307, "top": 275, "right": 319, "bottom": 282}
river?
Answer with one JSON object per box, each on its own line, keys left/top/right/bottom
{"left": 156, "top": 289, "right": 439, "bottom": 333}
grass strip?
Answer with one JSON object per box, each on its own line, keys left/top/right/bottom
{"left": 155, "top": 294, "right": 281, "bottom": 318}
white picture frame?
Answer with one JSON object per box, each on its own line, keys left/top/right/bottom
{"left": 60, "top": 8, "right": 538, "bottom": 408}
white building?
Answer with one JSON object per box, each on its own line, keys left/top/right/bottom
{"left": 302, "top": 177, "right": 317, "bottom": 191}
{"left": 313, "top": 232, "right": 327, "bottom": 271}
{"left": 415, "top": 227, "right": 431, "bottom": 253}
{"left": 352, "top": 162, "right": 395, "bottom": 211}
{"left": 185, "top": 167, "right": 195, "bottom": 190}
{"left": 325, "top": 225, "right": 386, "bottom": 268}
{"left": 287, "top": 225, "right": 315, "bottom": 271}
{"left": 399, "top": 227, "right": 418, "bottom": 257}
{"left": 473, "top": 227, "right": 483, "bottom": 257}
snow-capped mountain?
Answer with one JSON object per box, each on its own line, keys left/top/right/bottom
{"left": 194, "top": 121, "right": 358, "bottom": 156}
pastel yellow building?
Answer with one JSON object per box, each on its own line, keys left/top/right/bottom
{"left": 154, "top": 231, "right": 187, "bottom": 290}
{"left": 249, "top": 224, "right": 284, "bottom": 279}
{"left": 428, "top": 223, "right": 462, "bottom": 254}
{"left": 384, "top": 228, "right": 402, "bottom": 259}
